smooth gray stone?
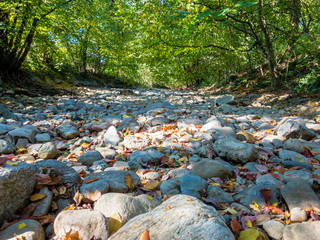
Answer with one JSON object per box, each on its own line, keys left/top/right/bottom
{"left": 207, "top": 186, "right": 234, "bottom": 203}
{"left": 190, "top": 161, "right": 232, "bottom": 179}
{"left": 160, "top": 177, "right": 181, "bottom": 195}
{"left": 78, "top": 150, "right": 103, "bottom": 166}
{"left": 0, "top": 104, "right": 18, "bottom": 120}
{"left": 150, "top": 117, "right": 170, "bottom": 126}
{"left": 180, "top": 174, "right": 208, "bottom": 198}
{"left": 33, "top": 187, "right": 53, "bottom": 216}
{"left": 283, "top": 222, "right": 320, "bottom": 240}
{"left": 281, "top": 178, "right": 320, "bottom": 211}
{"left": 0, "top": 139, "right": 15, "bottom": 154}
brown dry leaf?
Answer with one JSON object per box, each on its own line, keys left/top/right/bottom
{"left": 60, "top": 229, "right": 81, "bottom": 240}
{"left": 51, "top": 201, "right": 58, "bottom": 211}
{"left": 85, "top": 190, "right": 102, "bottom": 202}
{"left": 140, "top": 229, "right": 149, "bottom": 240}
{"left": 124, "top": 174, "right": 134, "bottom": 191}
{"left": 73, "top": 190, "right": 83, "bottom": 206}
{"left": 83, "top": 178, "right": 101, "bottom": 184}
{"left": 35, "top": 173, "right": 56, "bottom": 186}
{"left": 144, "top": 182, "right": 159, "bottom": 191}
{"left": 230, "top": 218, "right": 242, "bottom": 232}
{"left": 108, "top": 212, "right": 122, "bottom": 236}
{"left": 30, "top": 193, "right": 47, "bottom": 201}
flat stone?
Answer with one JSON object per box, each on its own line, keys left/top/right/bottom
{"left": 277, "top": 120, "right": 316, "bottom": 140}
{"left": 33, "top": 187, "right": 53, "bottom": 216}
{"left": 0, "top": 104, "right": 18, "bottom": 120}
{"left": 190, "top": 160, "right": 232, "bottom": 179}
{"left": 283, "top": 222, "right": 320, "bottom": 240}
{"left": 0, "top": 219, "right": 45, "bottom": 240}
{"left": 290, "top": 207, "right": 307, "bottom": 222}
{"left": 280, "top": 178, "right": 320, "bottom": 211}
{"left": 262, "top": 220, "right": 284, "bottom": 240}
{"left": 54, "top": 209, "right": 108, "bottom": 240}
{"left": 38, "top": 142, "right": 58, "bottom": 159}
{"left": 118, "top": 118, "right": 140, "bottom": 132}
{"left": 150, "top": 117, "right": 170, "bottom": 126}
{"left": 0, "top": 162, "right": 36, "bottom": 225}
{"left": 207, "top": 185, "right": 234, "bottom": 203}
{"left": 180, "top": 174, "right": 208, "bottom": 198}
{"left": 177, "top": 118, "right": 203, "bottom": 129}
{"left": 0, "top": 123, "right": 14, "bottom": 135}
{"left": 278, "top": 150, "right": 308, "bottom": 162}
{"left": 94, "top": 193, "right": 146, "bottom": 224}
{"left": 109, "top": 195, "right": 235, "bottom": 240}
{"left": 160, "top": 177, "right": 181, "bottom": 195}
{"left": 0, "top": 139, "right": 15, "bottom": 154}
{"left": 8, "top": 128, "right": 35, "bottom": 143}
{"left": 35, "top": 133, "right": 51, "bottom": 142}
{"left": 214, "top": 138, "right": 258, "bottom": 163}
{"left": 123, "top": 134, "right": 150, "bottom": 149}
{"left": 78, "top": 150, "right": 103, "bottom": 166}
{"left": 56, "top": 125, "right": 80, "bottom": 139}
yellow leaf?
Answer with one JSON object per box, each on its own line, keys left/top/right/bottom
{"left": 239, "top": 228, "right": 268, "bottom": 240}
{"left": 250, "top": 201, "right": 260, "bottom": 212}
{"left": 140, "top": 229, "right": 149, "bottom": 240}
{"left": 108, "top": 212, "right": 122, "bottom": 236}
{"left": 245, "top": 219, "right": 253, "bottom": 228}
{"left": 147, "top": 195, "right": 153, "bottom": 201}
{"left": 224, "top": 207, "right": 237, "bottom": 215}
{"left": 210, "top": 183, "right": 220, "bottom": 186}
{"left": 30, "top": 193, "right": 47, "bottom": 201}
{"left": 59, "top": 186, "right": 67, "bottom": 195}
{"left": 81, "top": 142, "right": 90, "bottom": 148}
{"left": 187, "top": 199, "right": 193, "bottom": 201}
{"left": 6, "top": 160, "right": 18, "bottom": 166}
{"left": 144, "top": 182, "right": 159, "bottom": 191}
{"left": 165, "top": 205, "right": 171, "bottom": 210}
{"left": 17, "top": 222, "right": 26, "bottom": 230}
{"left": 124, "top": 174, "right": 135, "bottom": 191}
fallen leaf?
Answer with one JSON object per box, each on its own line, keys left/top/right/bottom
{"left": 249, "top": 201, "right": 260, "bottom": 212}
{"left": 83, "top": 178, "right": 101, "bottom": 184}
{"left": 144, "top": 182, "right": 159, "bottom": 191}
{"left": 284, "top": 210, "right": 291, "bottom": 224}
{"left": 238, "top": 228, "right": 268, "bottom": 240}
{"left": 165, "top": 205, "right": 171, "bottom": 210}
{"left": 17, "top": 222, "right": 26, "bottom": 230}
{"left": 6, "top": 160, "right": 18, "bottom": 166}
{"left": 60, "top": 229, "right": 81, "bottom": 240}
{"left": 147, "top": 195, "right": 153, "bottom": 201}
{"left": 259, "top": 188, "right": 273, "bottom": 205}
{"left": 230, "top": 218, "right": 242, "bottom": 232}
{"left": 245, "top": 219, "right": 253, "bottom": 228}
{"left": 59, "top": 186, "right": 67, "bottom": 195}
{"left": 224, "top": 207, "right": 237, "bottom": 215}
{"left": 109, "top": 212, "right": 122, "bottom": 236}
{"left": 264, "top": 205, "right": 284, "bottom": 215}
{"left": 303, "top": 147, "right": 314, "bottom": 158}
{"left": 310, "top": 210, "right": 319, "bottom": 221}
{"left": 255, "top": 214, "right": 270, "bottom": 225}
{"left": 85, "top": 190, "right": 101, "bottom": 201}
{"left": 30, "top": 193, "right": 47, "bottom": 201}
{"left": 73, "top": 190, "right": 83, "bottom": 206}
{"left": 124, "top": 174, "right": 134, "bottom": 191}
{"left": 140, "top": 229, "right": 149, "bottom": 240}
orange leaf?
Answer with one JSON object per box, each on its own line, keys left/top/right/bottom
{"left": 140, "top": 229, "right": 149, "bottom": 240}
{"left": 60, "top": 229, "right": 81, "bottom": 240}
{"left": 264, "top": 205, "right": 284, "bottom": 215}
{"left": 83, "top": 178, "right": 101, "bottom": 184}
{"left": 165, "top": 205, "right": 171, "bottom": 210}
{"left": 124, "top": 174, "right": 135, "bottom": 191}
{"left": 230, "top": 218, "right": 242, "bottom": 232}
{"left": 30, "top": 193, "right": 47, "bottom": 201}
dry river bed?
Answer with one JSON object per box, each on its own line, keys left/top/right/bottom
{"left": 0, "top": 88, "right": 320, "bottom": 240}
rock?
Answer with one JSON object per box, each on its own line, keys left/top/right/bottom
{"left": 180, "top": 174, "right": 208, "bottom": 198}
{"left": 109, "top": 195, "right": 235, "bottom": 240}
{"left": 0, "top": 104, "right": 17, "bottom": 120}
{"left": 207, "top": 186, "right": 234, "bottom": 203}
{"left": 103, "top": 126, "right": 121, "bottom": 146}
{"left": 177, "top": 118, "right": 203, "bottom": 129}
{"left": 123, "top": 134, "right": 150, "bottom": 149}
{"left": 35, "top": 160, "right": 81, "bottom": 186}
{"left": 0, "top": 162, "right": 36, "bottom": 224}
{"left": 283, "top": 221, "right": 320, "bottom": 240}
{"left": 8, "top": 128, "right": 35, "bottom": 143}
{"left": 215, "top": 95, "right": 234, "bottom": 106}
{"left": 78, "top": 150, "right": 103, "bottom": 166}
{"left": 282, "top": 160, "right": 312, "bottom": 170}
{"left": 129, "top": 150, "right": 152, "bottom": 164}
{"left": 94, "top": 193, "right": 146, "bottom": 224}
{"left": 54, "top": 209, "right": 108, "bottom": 240}
{"left": 0, "top": 139, "right": 15, "bottom": 154}
{"left": 281, "top": 178, "right": 320, "bottom": 211}
{"left": 277, "top": 120, "right": 316, "bottom": 140}
{"left": 134, "top": 194, "right": 161, "bottom": 212}
{"left": 213, "top": 138, "right": 258, "bottom": 163}
{"left": 118, "top": 118, "right": 140, "bottom": 132}
{"left": 56, "top": 125, "right": 80, "bottom": 139}
{"left": 204, "top": 126, "right": 236, "bottom": 137}
{"left": 91, "top": 122, "right": 111, "bottom": 132}
{"left": 236, "top": 131, "right": 256, "bottom": 142}
{"left": 80, "top": 170, "right": 140, "bottom": 194}
{"left": 284, "top": 139, "right": 310, "bottom": 154}
{"left": 262, "top": 220, "right": 284, "bottom": 240}
{"left": 160, "top": 177, "right": 181, "bottom": 195}
{"left": 256, "top": 174, "right": 284, "bottom": 187}
{"left": 35, "top": 133, "right": 51, "bottom": 142}
{"left": 290, "top": 207, "right": 307, "bottom": 222}
{"left": 0, "top": 219, "right": 45, "bottom": 240}
{"left": 233, "top": 182, "right": 280, "bottom": 207}
{"left": 150, "top": 117, "right": 170, "bottom": 126}
{"left": 190, "top": 160, "right": 232, "bottom": 179}
{"left": 0, "top": 123, "right": 14, "bottom": 135}
{"left": 283, "top": 169, "right": 312, "bottom": 182}
{"left": 38, "top": 142, "right": 58, "bottom": 159}
{"left": 278, "top": 150, "right": 308, "bottom": 162}
{"left": 144, "top": 171, "right": 160, "bottom": 180}
{"left": 33, "top": 187, "right": 53, "bottom": 216}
